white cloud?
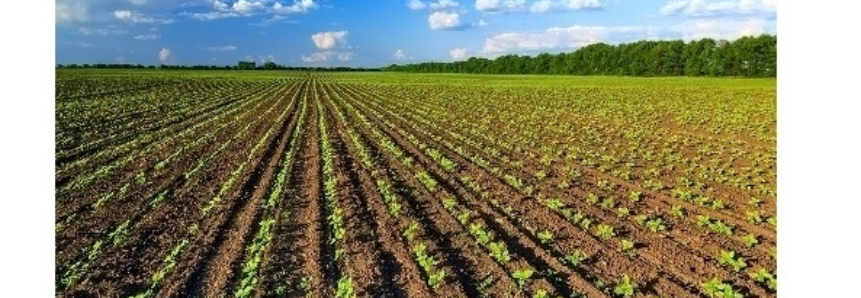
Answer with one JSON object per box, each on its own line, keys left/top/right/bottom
{"left": 184, "top": 11, "right": 241, "bottom": 20}
{"left": 429, "top": 11, "right": 463, "bottom": 30}
{"left": 429, "top": 0, "right": 461, "bottom": 10}
{"left": 483, "top": 25, "right": 607, "bottom": 53}
{"left": 134, "top": 34, "right": 160, "bottom": 40}
{"left": 393, "top": 49, "right": 408, "bottom": 60}
{"left": 475, "top": 0, "right": 525, "bottom": 13}
{"left": 56, "top": 0, "right": 90, "bottom": 24}
{"left": 529, "top": 0, "right": 605, "bottom": 13}
{"left": 481, "top": 19, "right": 773, "bottom": 54}
{"left": 450, "top": 47, "right": 469, "bottom": 60}
{"left": 78, "top": 26, "right": 128, "bottom": 35}
{"left": 301, "top": 51, "right": 354, "bottom": 62}
{"left": 207, "top": 45, "right": 238, "bottom": 51}
{"left": 159, "top": 48, "right": 171, "bottom": 63}
{"left": 311, "top": 31, "right": 349, "bottom": 50}
{"left": 407, "top": 0, "right": 427, "bottom": 10}
{"left": 232, "top": 0, "right": 265, "bottom": 14}
{"left": 672, "top": 18, "right": 770, "bottom": 40}
{"left": 113, "top": 10, "right": 174, "bottom": 24}
{"left": 272, "top": 0, "right": 318, "bottom": 14}
{"left": 659, "top": 0, "right": 776, "bottom": 18}
{"left": 478, "top": 19, "right": 489, "bottom": 26}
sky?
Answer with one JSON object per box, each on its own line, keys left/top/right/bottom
{"left": 55, "top": 0, "right": 777, "bottom": 67}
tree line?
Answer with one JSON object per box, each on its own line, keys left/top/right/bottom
{"left": 385, "top": 35, "right": 776, "bottom": 77}
{"left": 56, "top": 61, "right": 381, "bottom": 72}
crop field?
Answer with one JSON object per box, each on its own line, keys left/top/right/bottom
{"left": 55, "top": 70, "right": 776, "bottom": 298}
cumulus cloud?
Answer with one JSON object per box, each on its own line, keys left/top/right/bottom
{"left": 207, "top": 45, "right": 238, "bottom": 51}
{"left": 78, "top": 26, "right": 128, "bottom": 35}
{"left": 56, "top": 0, "right": 90, "bottom": 24}
{"left": 301, "top": 51, "right": 354, "bottom": 62}
{"left": 407, "top": 0, "right": 427, "bottom": 10}
{"left": 184, "top": 11, "right": 240, "bottom": 20}
{"left": 475, "top": 0, "right": 526, "bottom": 13}
{"left": 429, "top": 11, "right": 464, "bottom": 30}
{"left": 529, "top": 0, "right": 605, "bottom": 13}
{"left": 429, "top": 0, "right": 460, "bottom": 10}
{"left": 450, "top": 47, "right": 469, "bottom": 60}
{"left": 393, "top": 49, "right": 409, "bottom": 60}
{"left": 159, "top": 48, "right": 171, "bottom": 63}
{"left": 272, "top": 0, "right": 317, "bottom": 14}
{"left": 481, "top": 19, "right": 773, "bottom": 54}
{"left": 659, "top": 0, "right": 776, "bottom": 18}
{"left": 134, "top": 34, "right": 160, "bottom": 40}
{"left": 186, "top": 0, "right": 317, "bottom": 20}
{"left": 113, "top": 10, "right": 174, "bottom": 24}
{"left": 311, "top": 31, "right": 349, "bottom": 50}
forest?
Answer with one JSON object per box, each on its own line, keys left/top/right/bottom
{"left": 385, "top": 35, "right": 776, "bottom": 77}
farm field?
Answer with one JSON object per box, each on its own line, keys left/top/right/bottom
{"left": 55, "top": 70, "right": 776, "bottom": 298}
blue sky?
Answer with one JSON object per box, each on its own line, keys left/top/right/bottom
{"left": 55, "top": 0, "right": 777, "bottom": 67}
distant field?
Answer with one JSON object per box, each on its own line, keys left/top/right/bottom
{"left": 56, "top": 70, "right": 776, "bottom": 298}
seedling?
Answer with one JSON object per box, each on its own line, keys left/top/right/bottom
{"left": 403, "top": 222, "right": 419, "bottom": 241}
{"left": 442, "top": 197, "right": 457, "bottom": 212}
{"left": 616, "top": 207, "right": 630, "bottom": 219}
{"left": 600, "top": 197, "right": 616, "bottom": 210}
{"left": 512, "top": 268, "right": 534, "bottom": 289}
{"left": 586, "top": 193, "right": 600, "bottom": 205}
{"left": 717, "top": 250, "right": 747, "bottom": 272}
{"left": 545, "top": 198, "right": 565, "bottom": 211}
{"left": 457, "top": 211, "right": 471, "bottom": 225}
{"left": 701, "top": 277, "right": 742, "bottom": 298}
{"left": 565, "top": 250, "right": 587, "bottom": 267}
{"left": 613, "top": 275, "right": 635, "bottom": 297}
{"left": 646, "top": 217, "right": 667, "bottom": 233}
{"left": 620, "top": 239, "right": 636, "bottom": 257}
{"left": 537, "top": 230, "right": 554, "bottom": 244}
{"left": 595, "top": 224, "right": 617, "bottom": 240}
{"left": 633, "top": 215, "right": 649, "bottom": 226}
{"left": 336, "top": 276, "right": 355, "bottom": 298}
{"left": 489, "top": 241, "right": 511, "bottom": 264}
{"left": 629, "top": 191, "right": 642, "bottom": 203}
{"left": 709, "top": 199, "right": 726, "bottom": 210}
{"left": 746, "top": 210, "right": 763, "bottom": 224}
{"left": 428, "top": 270, "right": 445, "bottom": 289}
{"left": 749, "top": 268, "right": 777, "bottom": 291}
{"left": 533, "top": 289, "right": 549, "bottom": 298}
{"left": 741, "top": 233, "right": 759, "bottom": 248}
{"left": 670, "top": 205, "right": 684, "bottom": 218}
{"left": 557, "top": 180, "right": 570, "bottom": 190}
{"left": 535, "top": 170, "right": 547, "bottom": 181}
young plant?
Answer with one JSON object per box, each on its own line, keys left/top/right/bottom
{"left": 628, "top": 191, "right": 642, "bottom": 203}
{"left": 717, "top": 250, "right": 747, "bottom": 273}
{"left": 336, "top": 276, "right": 355, "bottom": 298}
{"left": 709, "top": 199, "right": 726, "bottom": 210}
{"left": 534, "top": 170, "right": 547, "bottom": 181}
{"left": 565, "top": 250, "right": 587, "bottom": 267}
{"left": 600, "top": 197, "right": 616, "bottom": 210}
{"left": 741, "top": 233, "right": 759, "bottom": 248}
{"left": 613, "top": 275, "right": 636, "bottom": 298}
{"left": 670, "top": 205, "right": 684, "bottom": 218}
{"left": 746, "top": 210, "right": 763, "bottom": 224}
{"left": 586, "top": 193, "right": 600, "bottom": 205}
{"left": 442, "top": 197, "right": 457, "bottom": 212}
{"left": 488, "top": 241, "right": 511, "bottom": 264}
{"left": 633, "top": 214, "right": 649, "bottom": 227}
{"left": 594, "top": 224, "right": 617, "bottom": 240}
{"left": 616, "top": 207, "right": 630, "bottom": 219}
{"left": 403, "top": 222, "right": 419, "bottom": 241}
{"left": 457, "top": 211, "right": 471, "bottom": 225}
{"left": 557, "top": 180, "right": 570, "bottom": 190}
{"left": 696, "top": 215, "right": 712, "bottom": 227}
{"left": 512, "top": 268, "right": 534, "bottom": 289}
{"left": 545, "top": 198, "right": 565, "bottom": 211}
{"left": 620, "top": 239, "right": 636, "bottom": 257}
{"left": 749, "top": 268, "right": 777, "bottom": 291}
{"left": 537, "top": 230, "right": 554, "bottom": 244}
{"left": 701, "top": 277, "right": 742, "bottom": 298}
{"left": 533, "top": 289, "right": 549, "bottom": 298}
{"left": 646, "top": 217, "right": 667, "bottom": 233}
